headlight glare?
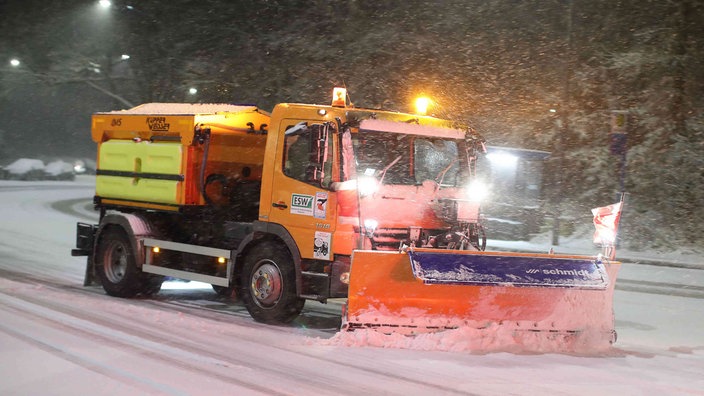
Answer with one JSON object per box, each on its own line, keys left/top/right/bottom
{"left": 466, "top": 180, "right": 489, "bottom": 202}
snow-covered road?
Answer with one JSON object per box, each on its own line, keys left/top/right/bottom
{"left": 0, "top": 177, "right": 702, "bottom": 395}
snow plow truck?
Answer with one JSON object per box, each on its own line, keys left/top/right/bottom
{"left": 71, "top": 88, "right": 620, "bottom": 346}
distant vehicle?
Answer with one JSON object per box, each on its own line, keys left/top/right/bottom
{"left": 44, "top": 160, "right": 76, "bottom": 181}
{"left": 72, "top": 158, "right": 97, "bottom": 175}
{"left": 1, "top": 158, "right": 46, "bottom": 180}
{"left": 481, "top": 146, "right": 550, "bottom": 240}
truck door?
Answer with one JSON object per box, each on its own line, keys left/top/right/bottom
{"left": 267, "top": 121, "right": 337, "bottom": 261}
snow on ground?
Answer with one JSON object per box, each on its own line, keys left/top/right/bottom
{"left": 2, "top": 158, "right": 45, "bottom": 174}
{"left": 0, "top": 176, "right": 702, "bottom": 395}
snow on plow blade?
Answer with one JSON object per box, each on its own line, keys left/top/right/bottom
{"left": 343, "top": 248, "right": 620, "bottom": 345}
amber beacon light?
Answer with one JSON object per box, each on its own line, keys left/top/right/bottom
{"left": 331, "top": 87, "right": 347, "bottom": 107}
{"left": 414, "top": 96, "right": 432, "bottom": 115}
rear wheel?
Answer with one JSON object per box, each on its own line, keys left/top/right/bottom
{"left": 239, "top": 242, "right": 304, "bottom": 324}
{"left": 95, "top": 227, "right": 162, "bottom": 297}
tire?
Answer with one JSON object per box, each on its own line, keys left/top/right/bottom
{"left": 95, "top": 227, "right": 162, "bottom": 297}
{"left": 239, "top": 242, "right": 304, "bottom": 324}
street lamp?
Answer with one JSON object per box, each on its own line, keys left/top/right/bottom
{"left": 9, "top": 58, "right": 20, "bottom": 67}
{"left": 98, "top": 0, "right": 111, "bottom": 9}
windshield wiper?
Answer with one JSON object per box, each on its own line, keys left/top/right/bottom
{"left": 435, "top": 158, "right": 459, "bottom": 186}
{"left": 379, "top": 155, "right": 402, "bottom": 185}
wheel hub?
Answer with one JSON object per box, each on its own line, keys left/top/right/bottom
{"left": 105, "top": 243, "right": 128, "bottom": 283}
{"left": 250, "top": 262, "right": 283, "bottom": 308}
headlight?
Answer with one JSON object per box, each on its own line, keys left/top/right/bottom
{"left": 364, "top": 219, "right": 378, "bottom": 238}
{"left": 73, "top": 160, "right": 86, "bottom": 174}
{"left": 466, "top": 180, "right": 489, "bottom": 202}
{"left": 486, "top": 151, "right": 518, "bottom": 169}
{"left": 357, "top": 176, "right": 379, "bottom": 197}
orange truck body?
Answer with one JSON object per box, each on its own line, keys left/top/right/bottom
{"left": 73, "top": 90, "right": 619, "bottom": 347}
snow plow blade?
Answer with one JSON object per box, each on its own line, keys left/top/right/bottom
{"left": 343, "top": 248, "right": 620, "bottom": 344}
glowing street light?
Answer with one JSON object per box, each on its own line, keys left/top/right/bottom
{"left": 9, "top": 58, "right": 20, "bottom": 67}
{"left": 98, "top": 0, "right": 112, "bottom": 9}
{"left": 188, "top": 87, "right": 198, "bottom": 95}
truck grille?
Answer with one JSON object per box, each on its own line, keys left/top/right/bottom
{"left": 369, "top": 227, "right": 448, "bottom": 250}
{"left": 434, "top": 198, "right": 479, "bottom": 223}
{"left": 371, "top": 228, "right": 410, "bottom": 250}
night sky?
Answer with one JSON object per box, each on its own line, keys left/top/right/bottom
{"left": 1, "top": 0, "right": 703, "bottom": 245}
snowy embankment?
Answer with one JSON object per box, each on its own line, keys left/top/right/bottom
{"left": 488, "top": 227, "right": 703, "bottom": 269}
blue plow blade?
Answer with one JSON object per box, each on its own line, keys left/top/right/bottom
{"left": 408, "top": 251, "right": 610, "bottom": 289}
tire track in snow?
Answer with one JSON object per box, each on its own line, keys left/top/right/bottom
{"left": 616, "top": 278, "right": 704, "bottom": 299}
{"left": 0, "top": 288, "right": 291, "bottom": 396}
{"left": 142, "top": 299, "right": 479, "bottom": 396}
{"left": 0, "top": 269, "right": 475, "bottom": 395}
{"left": 49, "top": 290, "right": 472, "bottom": 395}
{"left": 0, "top": 315, "right": 190, "bottom": 396}
{"left": 51, "top": 197, "right": 98, "bottom": 222}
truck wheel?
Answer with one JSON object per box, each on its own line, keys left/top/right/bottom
{"left": 240, "top": 242, "right": 304, "bottom": 324}
{"left": 96, "top": 227, "right": 162, "bottom": 297}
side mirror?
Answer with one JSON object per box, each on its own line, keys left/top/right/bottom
{"left": 309, "top": 123, "right": 331, "bottom": 186}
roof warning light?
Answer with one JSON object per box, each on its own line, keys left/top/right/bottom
{"left": 332, "top": 87, "right": 347, "bottom": 107}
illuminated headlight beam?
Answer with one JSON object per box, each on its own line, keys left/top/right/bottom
{"left": 364, "top": 219, "right": 378, "bottom": 238}
{"left": 486, "top": 151, "right": 518, "bottom": 167}
{"left": 466, "top": 180, "right": 490, "bottom": 202}
{"left": 357, "top": 176, "right": 379, "bottom": 197}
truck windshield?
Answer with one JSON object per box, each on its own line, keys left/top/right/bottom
{"left": 351, "top": 131, "right": 466, "bottom": 186}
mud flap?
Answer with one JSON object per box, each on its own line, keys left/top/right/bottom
{"left": 343, "top": 248, "right": 620, "bottom": 344}
{"left": 72, "top": 222, "right": 98, "bottom": 286}
{"left": 83, "top": 255, "right": 95, "bottom": 286}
